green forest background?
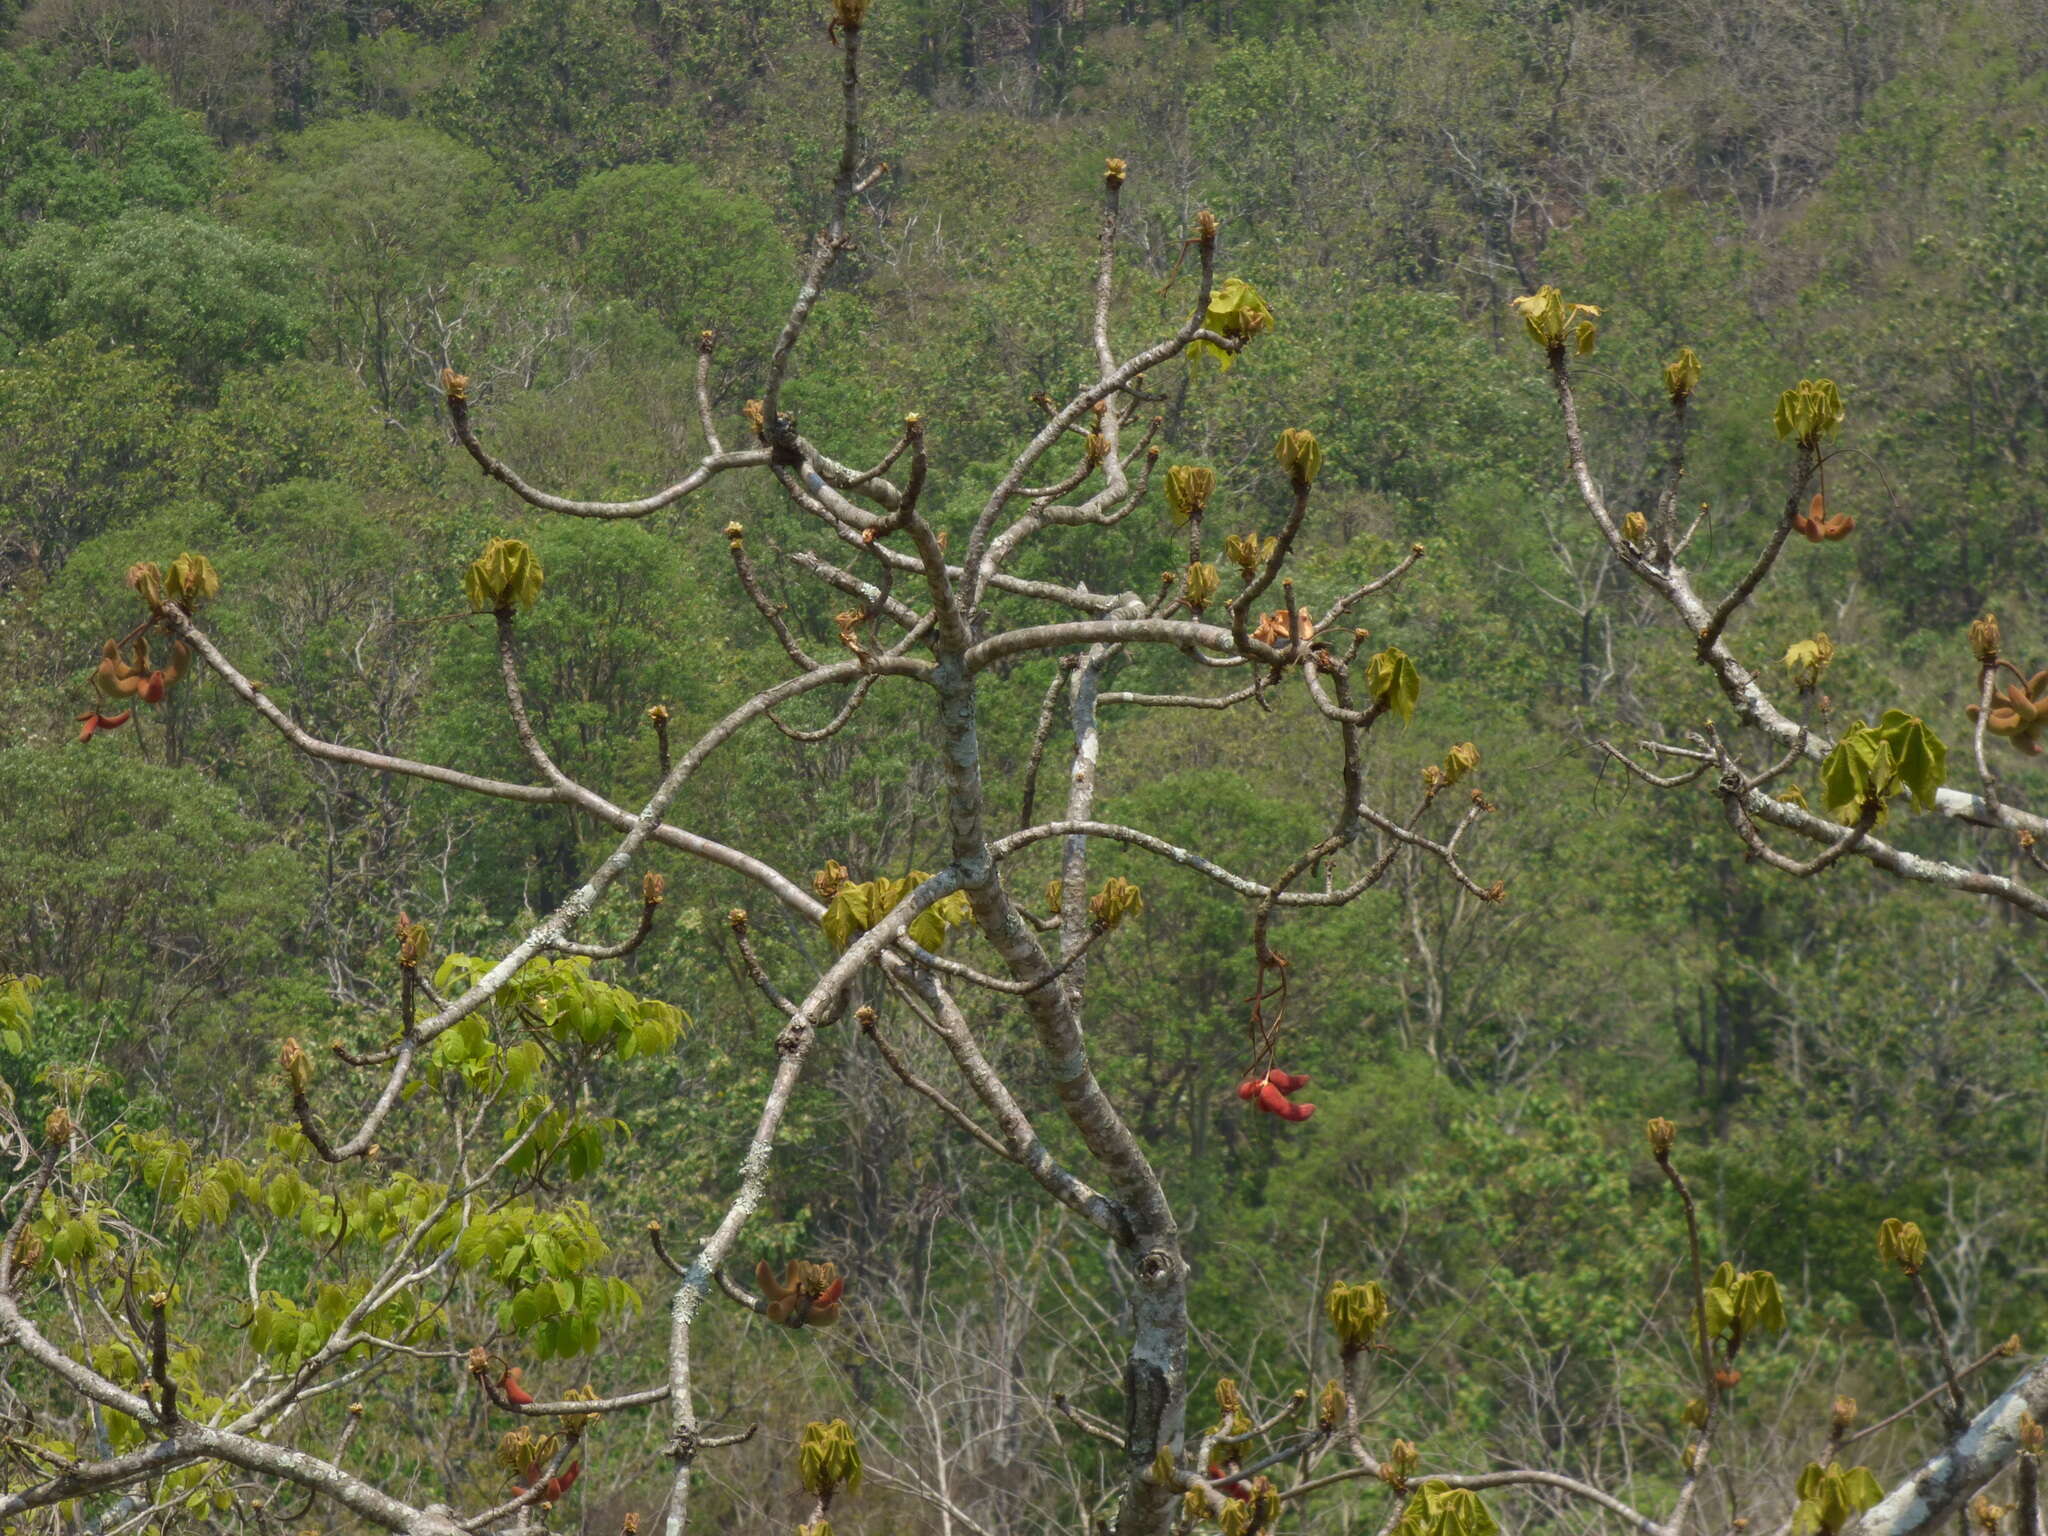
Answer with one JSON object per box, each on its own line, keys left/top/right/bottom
{"left": 5, "top": 0, "right": 2048, "bottom": 1529}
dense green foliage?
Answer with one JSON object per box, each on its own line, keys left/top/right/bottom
{"left": 5, "top": 1, "right": 2048, "bottom": 1530}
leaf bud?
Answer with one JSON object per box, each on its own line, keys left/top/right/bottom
{"left": 440, "top": 367, "right": 469, "bottom": 403}
{"left": 127, "top": 561, "right": 165, "bottom": 610}
{"left": 1325, "top": 1278, "right": 1390, "bottom": 1352}
{"left": 1971, "top": 613, "right": 2001, "bottom": 664}
{"left": 164, "top": 552, "right": 221, "bottom": 609}
{"left": 2020, "top": 1412, "right": 2044, "bottom": 1454}
{"left": 797, "top": 1418, "right": 863, "bottom": 1498}
{"left": 642, "top": 872, "right": 667, "bottom": 906}
{"left": 1510, "top": 286, "right": 1599, "bottom": 354}
{"left": 1646, "top": 1117, "right": 1676, "bottom": 1158}
{"left": 1622, "top": 510, "right": 1648, "bottom": 544}
{"left": 464, "top": 537, "right": 544, "bottom": 613}
{"left": 1089, "top": 876, "right": 1144, "bottom": 931}
{"left": 281, "top": 1036, "right": 313, "bottom": 1093}
{"left": 396, "top": 914, "right": 429, "bottom": 970}
{"left": 1104, "top": 157, "right": 1127, "bottom": 187}
{"left": 1275, "top": 428, "right": 1322, "bottom": 488}
{"left": 1317, "top": 1379, "right": 1347, "bottom": 1430}
{"left": 1165, "top": 465, "right": 1216, "bottom": 525}
{"left": 1223, "top": 533, "right": 1276, "bottom": 577}
{"left": 1184, "top": 562, "right": 1221, "bottom": 610}
{"left": 44, "top": 1106, "right": 73, "bottom": 1147}
{"left": 1831, "top": 1396, "right": 1858, "bottom": 1434}
{"left": 1664, "top": 347, "right": 1703, "bottom": 403}
{"left": 1773, "top": 378, "right": 1846, "bottom": 448}
{"left": 1441, "top": 742, "right": 1480, "bottom": 786}
{"left": 1381, "top": 1438, "right": 1419, "bottom": 1487}
{"left": 1876, "top": 1217, "right": 1927, "bottom": 1275}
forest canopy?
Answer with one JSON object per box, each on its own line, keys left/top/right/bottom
{"left": 5, "top": 1, "right": 2048, "bottom": 1534}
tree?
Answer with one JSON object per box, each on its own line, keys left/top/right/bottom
{"left": 535, "top": 162, "right": 796, "bottom": 367}
{"left": 7, "top": 9, "right": 2048, "bottom": 1536}
{"left": 0, "top": 329, "right": 178, "bottom": 577}
{"left": 232, "top": 117, "right": 510, "bottom": 412}
{"left": 0, "top": 54, "right": 218, "bottom": 239}
{"left": 0, "top": 209, "right": 312, "bottom": 393}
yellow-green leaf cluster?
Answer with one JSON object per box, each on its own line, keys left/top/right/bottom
{"left": 1792, "top": 1463, "right": 1883, "bottom": 1536}
{"left": 1510, "top": 286, "right": 1599, "bottom": 354}
{"left": 1088, "top": 876, "right": 1144, "bottom": 931}
{"left": 1223, "top": 533, "right": 1276, "bottom": 577}
{"left": 1193, "top": 277, "right": 1274, "bottom": 369}
{"left": 1774, "top": 379, "right": 1846, "bottom": 447}
{"left": 798, "top": 1419, "right": 863, "bottom": 1498}
{"left": 1326, "top": 1278, "right": 1390, "bottom": 1351}
{"left": 1782, "top": 633, "right": 1836, "bottom": 690}
{"left": 821, "top": 872, "right": 973, "bottom": 953}
{"left": 1218, "top": 1478, "right": 1281, "bottom": 1536}
{"left": 464, "top": 537, "right": 546, "bottom": 613}
{"left": 1664, "top": 347, "right": 1703, "bottom": 403}
{"left": 1366, "top": 647, "right": 1421, "bottom": 722}
{"left": 1818, "top": 712, "right": 1946, "bottom": 825}
{"left": 0, "top": 973, "right": 40, "bottom": 1055}
{"left": 1694, "top": 1262, "right": 1787, "bottom": 1348}
{"left": 164, "top": 552, "right": 221, "bottom": 609}
{"left": 1165, "top": 465, "right": 1216, "bottom": 525}
{"left": 430, "top": 952, "right": 686, "bottom": 1077}
{"left": 1394, "top": 1482, "right": 1500, "bottom": 1536}
{"left": 1275, "top": 428, "right": 1322, "bottom": 487}
{"left": 1877, "top": 1217, "right": 1928, "bottom": 1275}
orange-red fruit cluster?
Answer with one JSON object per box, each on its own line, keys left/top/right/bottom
{"left": 515, "top": 1460, "right": 581, "bottom": 1503}
{"left": 1238, "top": 1068, "right": 1314, "bottom": 1122}
{"left": 757, "top": 1259, "right": 844, "bottom": 1326}
{"left": 1792, "top": 492, "right": 1853, "bottom": 543}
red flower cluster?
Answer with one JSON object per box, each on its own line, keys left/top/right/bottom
{"left": 1238, "top": 1068, "right": 1314, "bottom": 1122}
{"left": 515, "top": 1459, "right": 581, "bottom": 1503}
{"left": 1208, "top": 1461, "right": 1253, "bottom": 1499}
